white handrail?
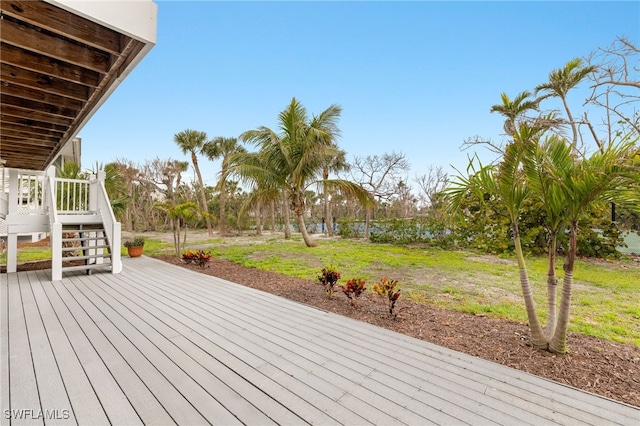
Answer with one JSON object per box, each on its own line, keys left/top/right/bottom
{"left": 96, "top": 177, "right": 122, "bottom": 273}
{"left": 46, "top": 172, "right": 62, "bottom": 280}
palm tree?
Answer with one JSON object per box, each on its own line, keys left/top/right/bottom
{"left": 174, "top": 129, "right": 213, "bottom": 236}
{"left": 449, "top": 128, "right": 640, "bottom": 354}
{"left": 490, "top": 91, "right": 540, "bottom": 136}
{"left": 321, "top": 148, "right": 349, "bottom": 236}
{"left": 236, "top": 97, "right": 373, "bottom": 247}
{"left": 535, "top": 58, "right": 596, "bottom": 151}
{"left": 202, "top": 137, "right": 246, "bottom": 236}
{"left": 447, "top": 143, "right": 548, "bottom": 349}
{"left": 542, "top": 136, "right": 639, "bottom": 353}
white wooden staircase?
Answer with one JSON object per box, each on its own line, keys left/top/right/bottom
{"left": 2, "top": 167, "right": 122, "bottom": 280}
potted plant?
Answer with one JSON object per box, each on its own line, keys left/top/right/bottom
{"left": 124, "top": 236, "right": 145, "bottom": 257}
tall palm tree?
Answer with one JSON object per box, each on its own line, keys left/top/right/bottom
{"left": 236, "top": 97, "right": 373, "bottom": 247}
{"left": 535, "top": 58, "right": 596, "bottom": 152}
{"left": 202, "top": 137, "right": 247, "bottom": 236}
{"left": 174, "top": 129, "right": 213, "bottom": 236}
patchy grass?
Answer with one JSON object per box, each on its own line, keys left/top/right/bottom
{"left": 196, "top": 235, "right": 640, "bottom": 346}
{"left": 5, "top": 232, "right": 638, "bottom": 346}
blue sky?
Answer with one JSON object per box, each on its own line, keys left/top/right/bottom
{"left": 79, "top": 1, "right": 640, "bottom": 187}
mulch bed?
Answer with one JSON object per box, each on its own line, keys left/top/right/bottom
{"left": 158, "top": 255, "right": 640, "bottom": 408}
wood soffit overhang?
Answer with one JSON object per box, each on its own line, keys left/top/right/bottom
{"left": 0, "top": 0, "right": 145, "bottom": 170}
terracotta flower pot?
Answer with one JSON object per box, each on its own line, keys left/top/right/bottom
{"left": 127, "top": 246, "right": 144, "bottom": 258}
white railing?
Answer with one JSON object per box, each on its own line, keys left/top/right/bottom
{"left": 0, "top": 194, "right": 7, "bottom": 219}
{"left": 54, "top": 177, "right": 91, "bottom": 214}
{"left": 95, "top": 172, "right": 122, "bottom": 274}
{"left": 46, "top": 171, "right": 63, "bottom": 280}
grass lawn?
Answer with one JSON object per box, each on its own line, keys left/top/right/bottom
{"left": 5, "top": 231, "right": 639, "bottom": 346}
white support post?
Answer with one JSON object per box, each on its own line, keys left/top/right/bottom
{"left": 111, "top": 222, "right": 122, "bottom": 274}
{"left": 51, "top": 222, "right": 62, "bottom": 281}
{"left": 6, "top": 169, "right": 19, "bottom": 273}
{"left": 89, "top": 173, "right": 98, "bottom": 213}
{"left": 6, "top": 234, "right": 17, "bottom": 274}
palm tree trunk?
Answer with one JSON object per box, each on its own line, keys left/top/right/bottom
{"left": 255, "top": 202, "right": 262, "bottom": 235}
{"left": 270, "top": 199, "right": 276, "bottom": 232}
{"left": 326, "top": 201, "right": 334, "bottom": 237}
{"left": 192, "top": 153, "right": 213, "bottom": 236}
{"left": 513, "top": 223, "right": 548, "bottom": 349}
{"left": 545, "top": 233, "right": 559, "bottom": 339}
{"left": 282, "top": 190, "right": 291, "bottom": 239}
{"left": 323, "top": 167, "right": 334, "bottom": 237}
{"left": 562, "top": 97, "right": 579, "bottom": 152}
{"left": 550, "top": 224, "right": 577, "bottom": 354}
{"left": 364, "top": 208, "right": 371, "bottom": 239}
{"left": 219, "top": 164, "right": 227, "bottom": 236}
{"left": 219, "top": 182, "right": 227, "bottom": 236}
{"left": 296, "top": 210, "right": 316, "bottom": 247}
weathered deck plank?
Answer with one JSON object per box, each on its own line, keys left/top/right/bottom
{"left": 1, "top": 255, "right": 638, "bottom": 426}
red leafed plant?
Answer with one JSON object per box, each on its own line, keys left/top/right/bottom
{"left": 372, "top": 277, "right": 401, "bottom": 319}
{"left": 317, "top": 265, "right": 341, "bottom": 297}
{"left": 342, "top": 278, "right": 367, "bottom": 307}
{"left": 182, "top": 249, "right": 212, "bottom": 268}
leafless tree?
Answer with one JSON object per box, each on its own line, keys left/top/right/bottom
{"left": 414, "top": 165, "right": 449, "bottom": 210}
{"left": 349, "top": 152, "right": 410, "bottom": 238}
{"left": 586, "top": 36, "right": 640, "bottom": 145}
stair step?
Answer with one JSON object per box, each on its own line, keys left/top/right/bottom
{"left": 62, "top": 263, "right": 112, "bottom": 273}
{"left": 62, "top": 235, "right": 107, "bottom": 242}
{"left": 58, "top": 214, "right": 102, "bottom": 225}
{"left": 62, "top": 234, "right": 106, "bottom": 241}
{"left": 62, "top": 254, "right": 112, "bottom": 262}
{"left": 62, "top": 245, "right": 111, "bottom": 252}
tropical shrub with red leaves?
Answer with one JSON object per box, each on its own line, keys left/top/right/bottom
{"left": 342, "top": 278, "right": 367, "bottom": 307}
{"left": 182, "top": 249, "right": 212, "bottom": 268}
{"left": 317, "top": 265, "right": 341, "bottom": 297}
{"left": 373, "top": 277, "right": 401, "bottom": 318}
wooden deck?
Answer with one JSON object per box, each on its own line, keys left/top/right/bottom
{"left": 2, "top": 256, "right": 639, "bottom": 425}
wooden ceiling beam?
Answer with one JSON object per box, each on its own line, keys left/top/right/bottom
{"left": 0, "top": 114, "right": 68, "bottom": 133}
{"left": 1, "top": 15, "right": 111, "bottom": 74}
{"left": 0, "top": 1, "right": 125, "bottom": 55}
{"left": 0, "top": 127, "right": 61, "bottom": 143}
{"left": 0, "top": 136, "right": 57, "bottom": 150}
{"left": 1, "top": 42, "right": 101, "bottom": 87}
{"left": 1, "top": 81, "right": 85, "bottom": 111}
{"left": 1, "top": 104, "right": 73, "bottom": 127}
{"left": 1, "top": 62, "right": 90, "bottom": 101}
{"left": 2, "top": 94, "right": 78, "bottom": 119}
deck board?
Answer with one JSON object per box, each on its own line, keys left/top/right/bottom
{"left": 18, "top": 273, "right": 75, "bottom": 425}
{"left": 1, "top": 273, "right": 11, "bottom": 426}
{"left": 32, "top": 270, "right": 142, "bottom": 426}
{"left": 1, "top": 256, "right": 638, "bottom": 425}
{"left": 26, "top": 272, "right": 109, "bottom": 426}
{"left": 7, "top": 272, "right": 41, "bottom": 426}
